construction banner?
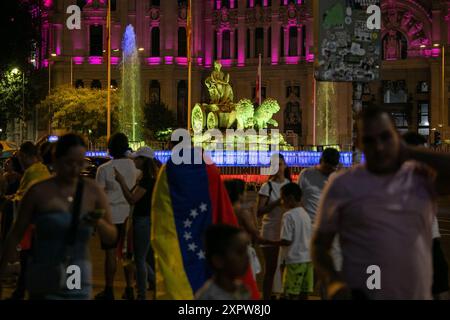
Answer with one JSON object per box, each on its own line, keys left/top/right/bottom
{"left": 314, "top": 0, "right": 382, "bottom": 82}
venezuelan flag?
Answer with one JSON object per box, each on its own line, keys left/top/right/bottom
{"left": 151, "top": 149, "right": 259, "bottom": 300}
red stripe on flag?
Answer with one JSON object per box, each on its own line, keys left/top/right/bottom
{"left": 206, "top": 164, "right": 236, "bottom": 225}
{"left": 205, "top": 164, "right": 260, "bottom": 300}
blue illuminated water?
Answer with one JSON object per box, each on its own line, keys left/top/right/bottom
{"left": 119, "top": 25, "right": 142, "bottom": 142}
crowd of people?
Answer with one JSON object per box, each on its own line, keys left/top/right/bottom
{"left": 0, "top": 105, "right": 449, "bottom": 300}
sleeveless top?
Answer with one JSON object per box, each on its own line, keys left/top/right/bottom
{"left": 28, "top": 211, "right": 93, "bottom": 300}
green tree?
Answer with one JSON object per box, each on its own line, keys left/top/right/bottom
{"left": 0, "top": 70, "right": 24, "bottom": 136}
{"left": 0, "top": 68, "right": 46, "bottom": 138}
{"left": 143, "top": 101, "right": 176, "bottom": 141}
{"left": 38, "top": 85, "right": 120, "bottom": 143}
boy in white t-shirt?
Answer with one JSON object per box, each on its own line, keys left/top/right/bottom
{"left": 268, "top": 183, "right": 313, "bottom": 300}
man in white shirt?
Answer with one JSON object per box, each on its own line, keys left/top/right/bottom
{"left": 298, "top": 148, "right": 340, "bottom": 223}
{"left": 95, "top": 133, "right": 138, "bottom": 300}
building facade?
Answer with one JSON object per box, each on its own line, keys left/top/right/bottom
{"left": 34, "top": 0, "right": 450, "bottom": 147}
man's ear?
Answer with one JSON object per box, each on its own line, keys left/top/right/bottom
{"left": 211, "top": 255, "right": 224, "bottom": 270}
{"left": 354, "top": 121, "right": 363, "bottom": 151}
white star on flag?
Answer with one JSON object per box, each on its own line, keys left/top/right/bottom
{"left": 190, "top": 209, "right": 199, "bottom": 219}
{"left": 188, "top": 243, "right": 198, "bottom": 252}
{"left": 197, "top": 250, "right": 205, "bottom": 260}
{"left": 183, "top": 232, "right": 192, "bottom": 241}
{"left": 199, "top": 203, "right": 207, "bottom": 212}
{"left": 183, "top": 219, "right": 192, "bottom": 228}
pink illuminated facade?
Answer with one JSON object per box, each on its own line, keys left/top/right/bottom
{"left": 38, "top": 0, "right": 450, "bottom": 146}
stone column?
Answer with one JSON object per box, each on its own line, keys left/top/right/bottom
{"left": 193, "top": 0, "right": 203, "bottom": 58}
{"left": 237, "top": 20, "right": 246, "bottom": 65}
{"left": 161, "top": 0, "right": 176, "bottom": 58}
{"left": 304, "top": 18, "right": 313, "bottom": 59}
{"left": 136, "top": 0, "right": 145, "bottom": 51}
{"left": 431, "top": 9, "right": 442, "bottom": 46}
{"left": 204, "top": 1, "right": 214, "bottom": 67}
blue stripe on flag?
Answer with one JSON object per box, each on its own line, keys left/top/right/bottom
{"left": 166, "top": 158, "right": 213, "bottom": 293}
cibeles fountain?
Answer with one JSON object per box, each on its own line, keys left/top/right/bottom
{"left": 119, "top": 25, "right": 143, "bottom": 146}
{"left": 191, "top": 61, "right": 292, "bottom": 151}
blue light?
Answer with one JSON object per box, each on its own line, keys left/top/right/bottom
{"left": 48, "top": 136, "right": 59, "bottom": 143}
{"left": 85, "top": 150, "right": 355, "bottom": 167}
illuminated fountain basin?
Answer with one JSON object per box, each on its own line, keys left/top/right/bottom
{"left": 86, "top": 150, "right": 354, "bottom": 168}
{"left": 119, "top": 25, "right": 143, "bottom": 142}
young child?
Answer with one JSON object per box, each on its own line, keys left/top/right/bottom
{"left": 195, "top": 224, "right": 251, "bottom": 300}
{"left": 270, "top": 183, "right": 313, "bottom": 300}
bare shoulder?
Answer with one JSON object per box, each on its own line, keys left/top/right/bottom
{"left": 25, "top": 177, "right": 54, "bottom": 199}
{"left": 82, "top": 177, "right": 103, "bottom": 193}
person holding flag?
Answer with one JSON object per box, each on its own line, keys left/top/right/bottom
{"left": 151, "top": 147, "right": 259, "bottom": 300}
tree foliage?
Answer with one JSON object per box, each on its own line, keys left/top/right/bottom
{"left": 38, "top": 86, "right": 120, "bottom": 141}
{"left": 143, "top": 101, "right": 176, "bottom": 141}
{"left": 0, "top": 68, "right": 47, "bottom": 139}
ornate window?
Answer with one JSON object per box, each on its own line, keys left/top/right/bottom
{"left": 382, "top": 31, "right": 408, "bottom": 61}
{"left": 75, "top": 80, "right": 84, "bottom": 89}
{"left": 255, "top": 28, "right": 264, "bottom": 58}
{"left": 149, "top": 80, "right": 161, "bottom": 104}
{"left": 383, "top": 80, "right": 408, "bottom": 104}
{"left": 89, "top": 25, "right": 103, "bottom": 56}
{"left": 222, "top": 30, "right": 231, "bottom": 59}
{"left": 418, "top": 101, "right": 430, "bottom": 137}
{"left": 178, "top": 27, "right": 187, "bottom": 57}
{"left": 234, "top": 29, "right": 238, "bottom": 59}
{"left": 288, "top": 26, "right": 297, "bottom": 56}
{"left": 215, "top": 0, "right": 230, "bottom": 9}
{"left": 151, "top": 27, "right": 160, "bottom": 57}
{"left": 214, "top": 32, "right": 218, "bottom": 60}
{"left": 246, "top": 29, "right": 251, "bottom": 58}
{"left": 280, "top": 27, "right": 284, "bottom": 57}
{"left": 284, "top": 85, "right": 301, "bottom": 136}
{"left": 177, "top": 81, "right": 188, "bottom": 127}
{"left": 91, "top": 80, "right": 102, "bottom": 89}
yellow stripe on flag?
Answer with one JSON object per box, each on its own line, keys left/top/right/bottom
{"left": 151, "top": 165, "right": 194, "bottom": 300}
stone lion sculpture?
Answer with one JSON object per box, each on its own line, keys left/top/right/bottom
{"left": 228, "top": 99, "right": 254, "bottom": 130}
{"left": 253, "top": 98, "right": 280, "bottom": 129}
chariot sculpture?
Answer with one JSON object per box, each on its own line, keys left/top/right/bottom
{"left": 191, "top": 61, "right": 281, "bottom": 132}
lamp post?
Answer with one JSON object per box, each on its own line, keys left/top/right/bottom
{"left": 187, "top": 0, "right": 192, "bottom": 131}
{"left": 106, "top": 0, "right": 112, "bottom": 141}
